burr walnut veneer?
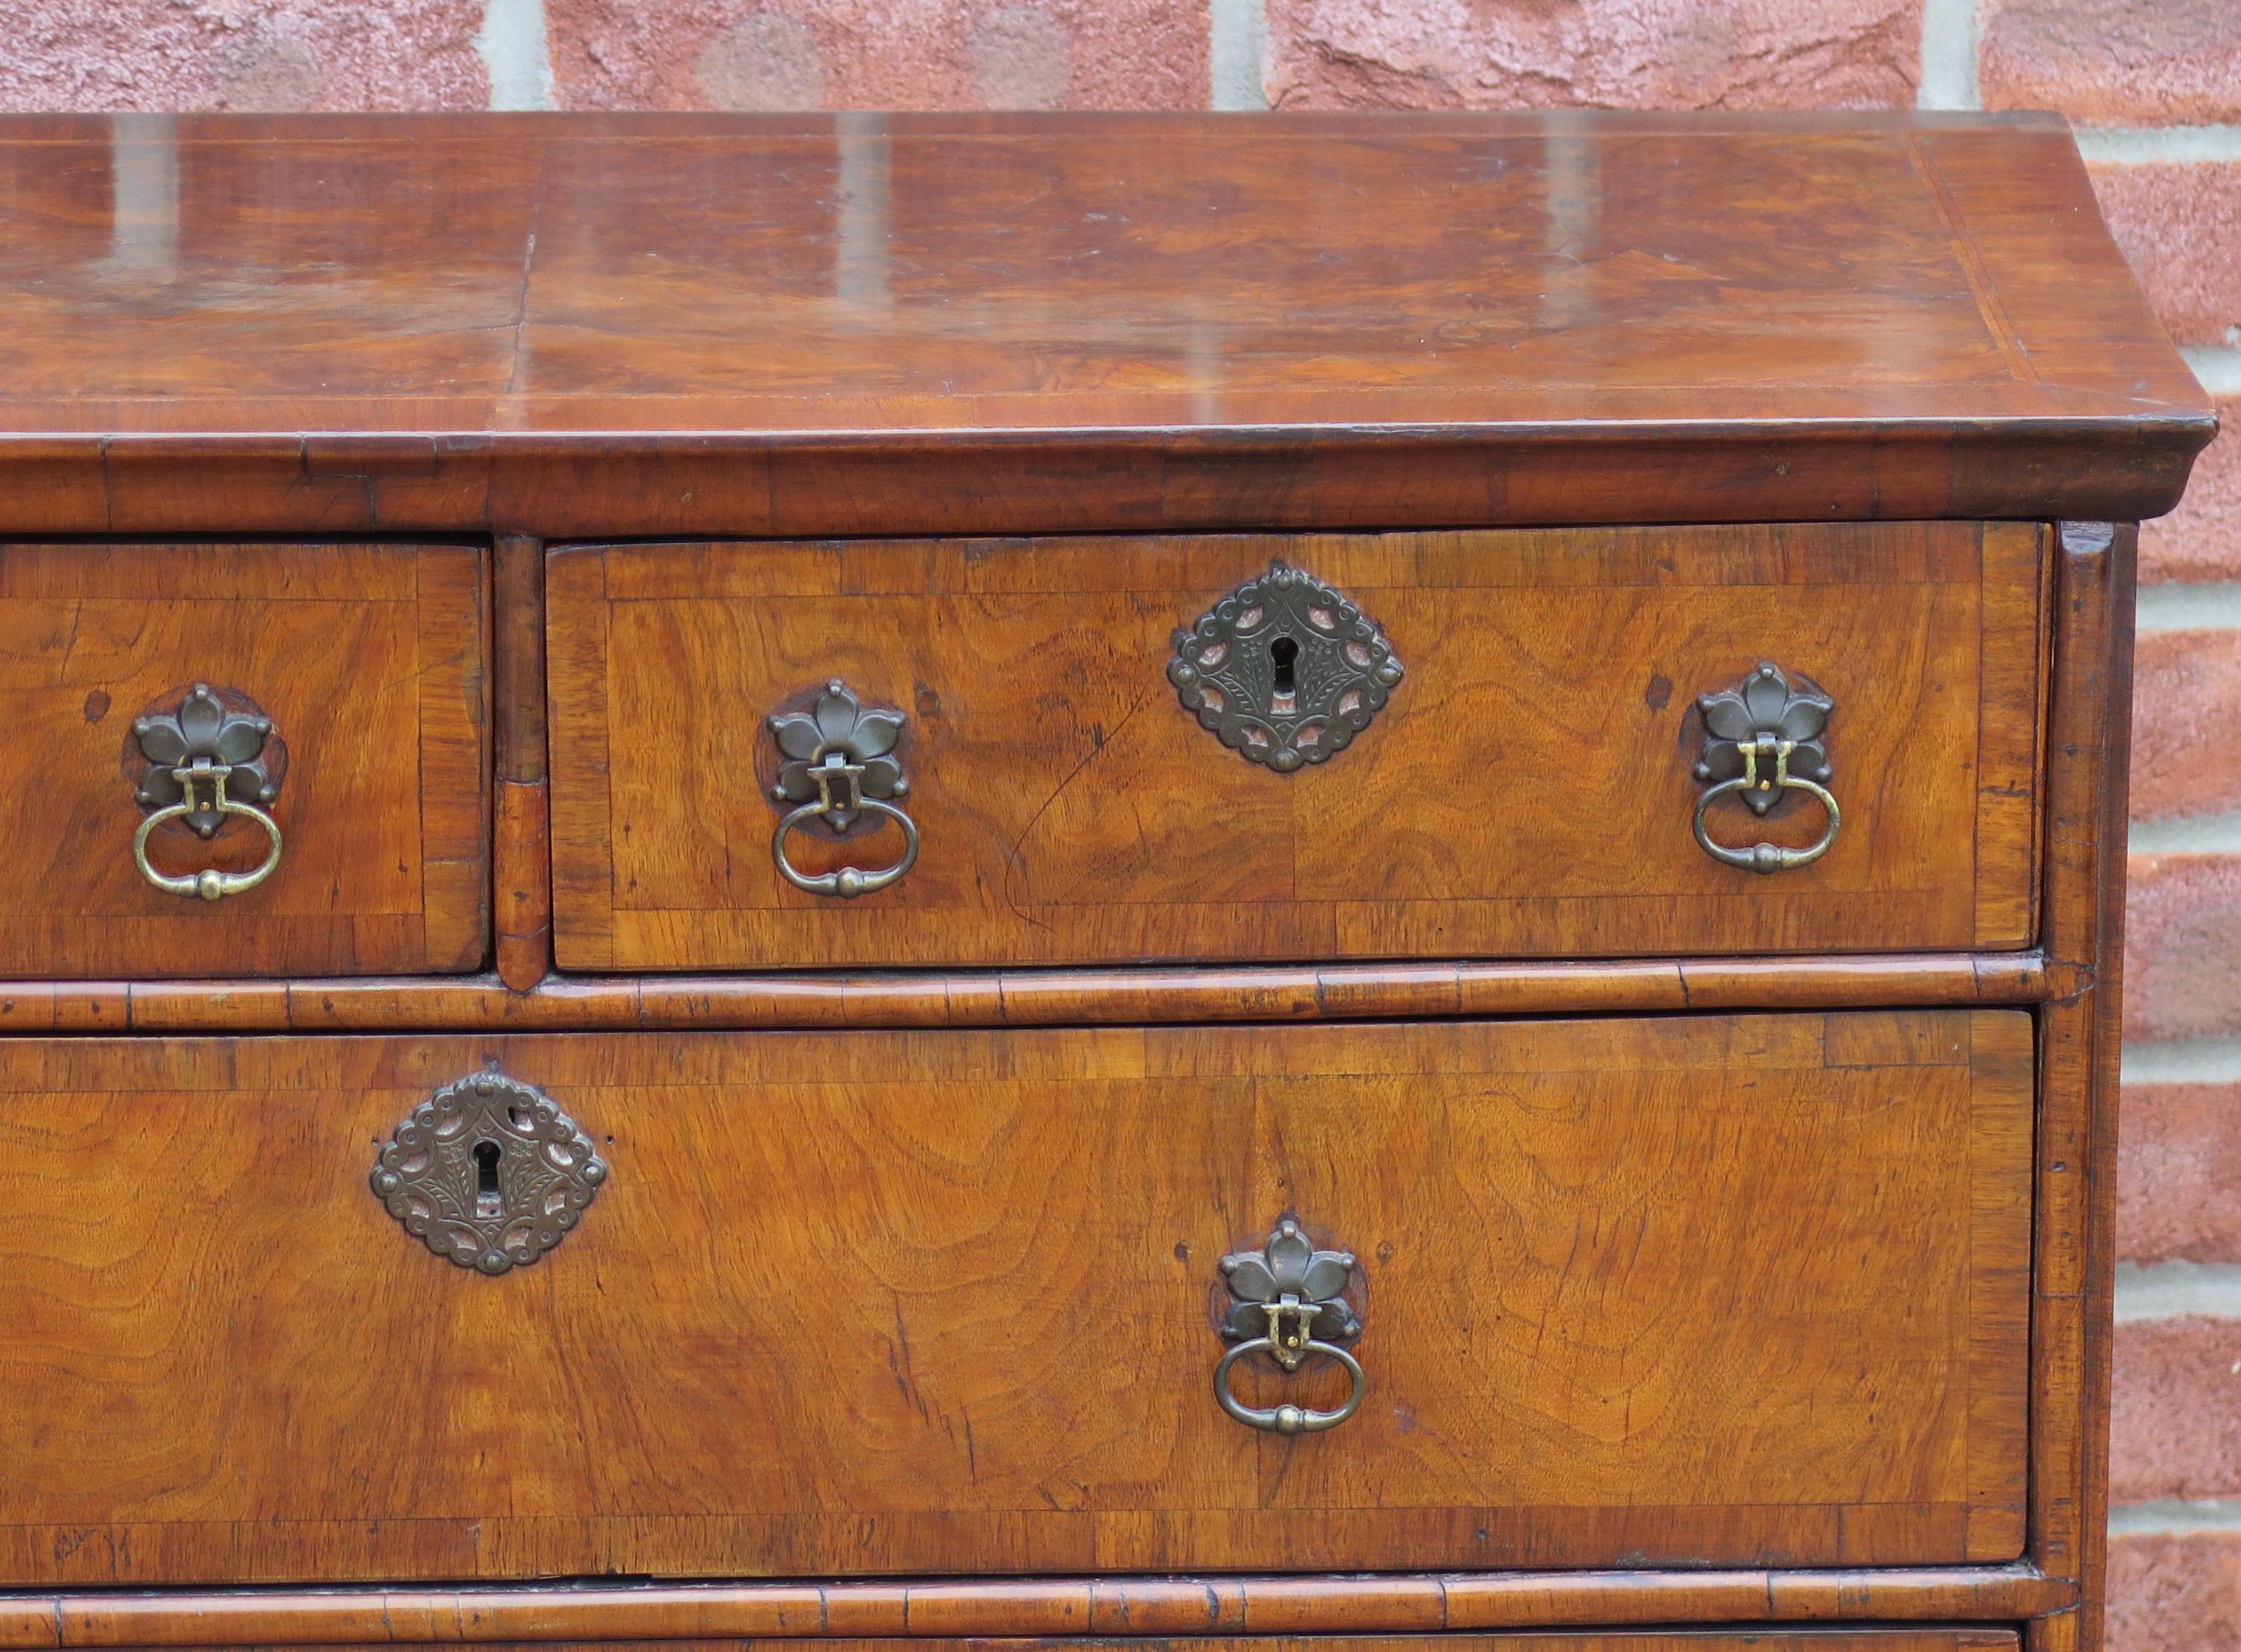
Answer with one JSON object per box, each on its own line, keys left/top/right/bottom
{"left": 0, "top": 111, "right": 2214, "bottom": 1652}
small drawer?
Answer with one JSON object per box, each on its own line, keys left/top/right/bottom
{"left": 546, "top": 523, "right": 2043, "bottom": 972}
{"left": 0, "top": 541, "right": 487, "bottom": 977}
{"left": 0, "top": 1010, "right": 2028, "bottom": 1585}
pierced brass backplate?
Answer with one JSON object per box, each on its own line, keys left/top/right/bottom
{"left": 370, "top": 1071, "right": 608, "bottom": 1275}
{"left": 125, "top": 683, "right": 288, "bottom": 901}
{"left": 1691, "top": 661, "right": 1841, "bottom": 874}
{"left": 1169, "top": 563, "right": 1404, "bottom": 772}
{"left": 765, "top": 677, "right": 920, "bottom": 898}
{"left": 1214, "top": 1217, "right": 1367, "bottom": 1436}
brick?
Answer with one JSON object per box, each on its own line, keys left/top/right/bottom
{"left": 2121, "top": 1083, "right": 2241, "bottom": 1265}
{"left": 2090, "top": 163, "right": 2241, "bottom": 348}
{"left": 2109, "top": 1532, "right": 2241, "bottom": 1652}
{"left": 1981, "top": 0, "right": 2241, "bottom": 127}
{"left": 2144, "top": 400, "right": 2241, "bottom": 585}
{"left": 2132, "top": 630, "right": 2241, "bottom": 822}
{"left": 0, "top": 0, "right": 487, "bottom": 112}
{"left": 549, "top": 1, "right": 1208, "bottom": 111}
{"left": 2125, "top": 855, "right": 2241, "bottom": 1044}
{"left": 2113, "top": 1317, "right": 2241, "bottom": 1503}
{"left": 1263, "top": 0, "right": 1922, "bottom": 111}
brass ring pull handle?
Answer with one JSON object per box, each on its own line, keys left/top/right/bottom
{"left": 1691, "top": 662, "right": 1839, "bottom": 876}
{"left": 1214, "top": 1218, "right": 1367, "bottom": 1437}
{"left": 767, "top": 679, "right": 919, "bottom": 900}
{"left": 773, "top": 791, "right": 920, "bottom": 899}
{"left": 1692, "top": 742, "right": 1840, "bottom": 874}
{"left": 127, "top": 684, "right": 288, "bottom": 902}
{"left": 134, "top": 763, "right": 284, "bottom": 900}
{"left": 1214, "top": 1316, "right": 1367, "bottom": 1436}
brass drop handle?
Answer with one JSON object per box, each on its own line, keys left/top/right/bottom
{"left": 1214, "top": 1218, "right": 1367, "bottom": 1436}
{"left": 772, "top": 770, "right": 919, "bottom": 898}
{"left": 128, "top": 684, "right": 287, "bottom": 902}
{"left": 1691, "top": 661, "right": 1840, "bottom": 875}
{"left": 1692, "top": 738, "right": 1839, "bottom": 874}
{"left": 134, "top": 763, "right": 284, "bottom": 900}
{"left": 1215, "top": 1307, "right": 1367, "bottom": 1436}
{"left": 767, "top": 679, "right": 919, "bottom": 899}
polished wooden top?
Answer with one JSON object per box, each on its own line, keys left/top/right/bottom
{"left": 0, "top": 111, "right": 2213, "bottom": 533}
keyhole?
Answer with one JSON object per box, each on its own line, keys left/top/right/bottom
{"left": 1269, "top": 636, "right": 1298, "bottom": 696}
{"left": 473, "top": 1140, "right": 504, "bottom": 1218}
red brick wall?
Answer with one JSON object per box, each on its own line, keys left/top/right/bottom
{"left": 1, "top": 3, "right": 2236, "bottom": 1646}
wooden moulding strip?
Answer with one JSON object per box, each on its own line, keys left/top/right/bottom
{"left": 2023, "top": 523, "right": 2137, "bottom": 1647}
{"left": 0, "top": 951, "right": 2055, "bottom": 1034}
{"left": 0, "top": 1566, "right": 2079, "bottom": 1647}
{"left": 491, "top": 534, "right": 553, "bottom": 994}
{"left": 19, "top": 420, "right": 2212, "bottom": 539}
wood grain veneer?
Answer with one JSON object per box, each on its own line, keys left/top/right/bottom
{"left": 0, "top": 540, "right": 487, "bottom": 977}
{"left": 0, "top": 1012, "right": 2026, "bottom": 1585}
{"left": 547, "top": 523, "right": 2043, "bottom": 970}
{"left": 0, "top": 114, "right": 2210, "bottom": 537}
{"left": 0, "top": 111, "right": 2195, "bottom": 1652}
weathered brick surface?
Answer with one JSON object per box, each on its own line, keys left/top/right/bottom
{"left": 0, "top": 0, "right": 487, "bottom": 112}
{"left": 2133, "top": 630, "right": 2241, "bottom": 822}
{"left": 1982, "top": 0, "right": 2241, "bottom": 127}
{"left": 2090, "top": 163, "right": 2241, "bottom": 349}
{"left": 2113, "top": 1316, "right": 2241, "bottom": 1503}
{"left": 2144, "top": 403, "right": 2241, "bottom": 585}
{"left": 2125, "top": 855, "right": 2241, "bottom": 1044}
{"left": 549, "top": 1, "right": 1207, "bottom": 111}
{"left": 2121, "top": 1084, "right": 2241, "bottom": 1265}
{"left": 1262, "top": 0, "right": 1921, "bottom": 110}
{"left": 2109, "top": 1532, "right": 2241, "bottom": 1652}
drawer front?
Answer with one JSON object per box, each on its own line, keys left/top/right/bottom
{"left": 0, "top": 542, "right": 487, "bottom": 977}
{"left": 0, "top": 1011, "right": 2029, "bottom": 1585}
{"left": 547, "top": 523, "right": 2043, "bottom": 971}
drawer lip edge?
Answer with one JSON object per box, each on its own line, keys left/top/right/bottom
{"left": 0, "top": 1565, "right": 2078, "bottom": 1646}
{"left": 2, "top": 950, "right": 2059, "bottom": 1035}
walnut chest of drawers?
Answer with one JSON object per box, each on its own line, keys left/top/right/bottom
{"left": 0, "top": 110, "right": 2215, "bottom": 1652}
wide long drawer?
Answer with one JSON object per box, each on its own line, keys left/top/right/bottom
{"left": 0, "top": 1011, "right": 2030, "bottom": 1585}
{"left": 547, "top": 523, "right": 2044, "bottom": 970}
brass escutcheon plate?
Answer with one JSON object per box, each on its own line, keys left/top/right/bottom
{"left": 370, "top": 1071, "right": 608, "bottom": 1275}
{"left": 1169, "top": 562, "right": 1404, "bottom": 771}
